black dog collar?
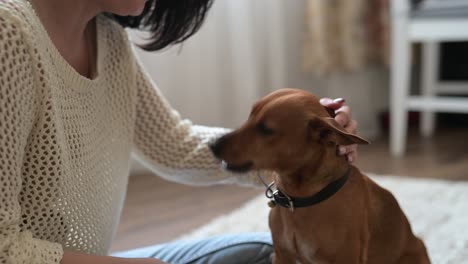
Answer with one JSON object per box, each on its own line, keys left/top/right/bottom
{"left": 261, "top": 167, "right": 351, "bottom": 212}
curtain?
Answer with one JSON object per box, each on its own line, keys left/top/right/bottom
{"left": 303, "top": 0, "right": 390, "bottom": 76}
{"left": 129, "top": 0, "right": 391, "bottom": 174}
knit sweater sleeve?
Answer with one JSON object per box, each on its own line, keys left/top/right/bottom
{"left": 0, "top": 14, "right": 63, "bottom": 264}
{"left": 131, "top": 54, "right": 267, "bottom": 187}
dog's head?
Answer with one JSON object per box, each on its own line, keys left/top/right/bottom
{"left": 210, "top": 88, "right": 369, "bottom": 174}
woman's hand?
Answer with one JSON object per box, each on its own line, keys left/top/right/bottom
{"left": 320, "top": 97, "right": 359, "bottom": 164}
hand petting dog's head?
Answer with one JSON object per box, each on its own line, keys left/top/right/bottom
{"left": 210, "top": 88, "right": 369, "bottom": 174}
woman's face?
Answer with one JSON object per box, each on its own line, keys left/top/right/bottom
{"left": 98, "top": 0, "right": 148, "bottom": 16}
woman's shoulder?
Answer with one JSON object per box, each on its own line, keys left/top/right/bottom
{"left": 0, "top": 0, "right": 37, "bottom": 41}
{"left": 98, "top": 14, "right": 134, "bottom": 50}
{"left": 0, "top": 1, "right": 38, "bottom": 114}
{"left": 97, "top": 15, "right": 137, "bottom": 65}
{"left": 0, "top": 0, "right": 33, "bottom": 20}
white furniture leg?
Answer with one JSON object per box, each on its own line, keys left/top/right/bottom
{"left": 420, "top": 42, "right": 439, "bottom": 137}
{"left": 389, "top": 0, "right": 468, "bottom": 157}
{"left": 390, "top": 15, "right": 411, "bottom": 157}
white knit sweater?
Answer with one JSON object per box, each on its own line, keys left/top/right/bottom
{"left": 0, "top": 1, "right": 262, "bottom": 263}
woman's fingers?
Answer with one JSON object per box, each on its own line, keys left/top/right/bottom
{"left": 320, "top": 96, "right": 359, "bottom": 164}
{"left": 346, "top": 149, "right": 358, "bottom": 164}
{"left": 338, "top": 144, "right": 358, "bottom": 163}
{"left": 346, "top": 119, "right": 358, "bottom": 134}
{"left": 320, "top": 98, "right": 352, "bottom": 128}
{"left": 343, "top": 120, "right": 358, "bottom": 163}
{"left": 319, "top": 98, "right": 346, "bottom": 110}
{"left": 335, "top": 105, "right": 351, "bottom": 128}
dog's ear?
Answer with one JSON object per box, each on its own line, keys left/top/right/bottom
{"left": 309, "top": 117, "right": 370, "bottom": 145}
{"left": 324, "top": 107, "right": 336, "bottom": 118}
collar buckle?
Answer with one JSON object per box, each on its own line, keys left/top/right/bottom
{"left": 281, "top": 191, "right": 295, "bottom": 212}
{"left": 264, "top": 182, "right": 295, "bottom": 212}
{"left": 272, "top": 189, "right": 295, "bottom": 213}
{"left": 257, "top": 167, "right": 352, "bottom": 212}
{"left": 287, "top": 197, "right": 294, "bottom": 212}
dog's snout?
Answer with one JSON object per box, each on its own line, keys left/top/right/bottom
{"left": 209, "top": 137, "right": 225, "bottom": 158}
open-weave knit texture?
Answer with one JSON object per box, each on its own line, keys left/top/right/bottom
{"left": 0, "top": 1, "right": 262, "bottom": 263}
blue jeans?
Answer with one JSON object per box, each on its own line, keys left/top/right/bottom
{"left": 112, "top": 233, "right": 273, "bottom": 264}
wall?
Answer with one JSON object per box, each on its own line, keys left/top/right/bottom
{"left": 130, "top": 0, "right": 389, "bottom": 173}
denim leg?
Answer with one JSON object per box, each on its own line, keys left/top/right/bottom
{"left": 112, "top": 232, "right": 273, "bottom": 264}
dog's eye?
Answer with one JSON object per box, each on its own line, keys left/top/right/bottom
{"left": 257, "top": 123, "right": 274, "bottom": 136}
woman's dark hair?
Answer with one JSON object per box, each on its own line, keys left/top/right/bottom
{"left": 108, "top": 0, "right": 214, "bottom": 51}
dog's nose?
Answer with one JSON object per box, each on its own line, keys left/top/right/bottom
{"left": 209, "top": 139, "right": 223, "bottom": 158}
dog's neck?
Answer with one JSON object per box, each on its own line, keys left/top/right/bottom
{"left": 275, "top": 144, "right": 350, "bottom": 198}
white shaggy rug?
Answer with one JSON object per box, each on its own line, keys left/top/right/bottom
{"left": 178, "top": 175, "right": 468, "bottom": 264}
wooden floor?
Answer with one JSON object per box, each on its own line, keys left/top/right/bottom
{"left": 110, "top": 127, "right": 468, "bottom": 252}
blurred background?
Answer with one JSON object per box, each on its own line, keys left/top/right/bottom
{"left": 111, "top": 0, "right": 468, "bottom": 252}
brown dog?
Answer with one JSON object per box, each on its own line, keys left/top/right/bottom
{"left": 210, "top": 89, "right": 430, "bottom": 264}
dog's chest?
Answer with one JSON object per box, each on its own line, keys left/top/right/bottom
{"left": 270, "top": 208, "right": 345, "bottom": 264}
{"left": 283, "top": 231, "right": 330, "bottom": 264}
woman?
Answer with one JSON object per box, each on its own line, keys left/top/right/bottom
{"left": 0, "top": 0, "right": 359, "bottom": 263}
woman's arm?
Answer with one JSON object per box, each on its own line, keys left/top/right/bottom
{"left": 0, "top": 11, "right": 67, "bottom": 264}
{"left": 0, "top": 12, "right": 167, "bottom": 264}
{"left": 130, "top": 54, "right": 265, "bottom": 187}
